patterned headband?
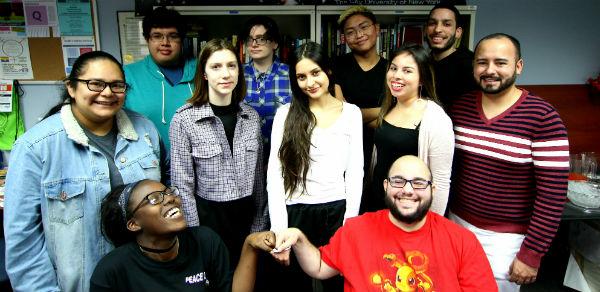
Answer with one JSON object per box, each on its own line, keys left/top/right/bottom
{"left": 117, "top": 180, "right": 143, "bottom": 221}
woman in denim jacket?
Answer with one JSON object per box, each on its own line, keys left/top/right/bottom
{"left": 3, "top": 51, "right": 168, "bottom": 292}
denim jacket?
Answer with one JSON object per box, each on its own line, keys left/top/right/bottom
{"left": 4, "top": 105, "right": 164, "bottom": 292}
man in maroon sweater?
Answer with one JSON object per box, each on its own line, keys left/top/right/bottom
{"left": 449, "top": 33, "right": 569, "bottom": 291}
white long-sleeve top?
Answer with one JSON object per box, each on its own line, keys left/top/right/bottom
{"left": 267, "top": 102, "right": 364, "bottom": 232}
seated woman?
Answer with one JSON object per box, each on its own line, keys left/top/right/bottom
{"left": 90, "top": 179, "right": 274, "bottom": 292}
{"left": 369, "top": 43, "right": 454, "bottom": 215}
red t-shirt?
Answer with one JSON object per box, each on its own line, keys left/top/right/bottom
{"left": 320, "top": 210, "right": 497, "bottom": 292}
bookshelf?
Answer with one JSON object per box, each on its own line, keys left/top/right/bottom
{"left": 316, "top": 5, "right": 477, "bottom": 59}
{"left": 169, "top": 5, "right": 315, "bottom": 63}
{"left": 118, "top": 5, "right": 476, "bottom": 63}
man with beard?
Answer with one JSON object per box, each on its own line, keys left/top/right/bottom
{"left": 271, "top": 155, "right": 496, "bottom": 291}
{"left": 333, "top": 6, "right": 387, "bottom": 193}
{"left": 426, "top": 3, "right": 477, "bottom": 108}
{"left": 449, "top": 33, "right": 569, "bottom": 292}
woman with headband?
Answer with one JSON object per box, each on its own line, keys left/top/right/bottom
{"left": 90, "top": 179, "right": 275, "bottom": 292}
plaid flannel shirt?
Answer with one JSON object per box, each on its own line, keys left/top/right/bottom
{"left": 170, "top": 102, "right": 268, "bottom": 232}
{"left": 243, "top": 58, "right": 292, "bottom": 144}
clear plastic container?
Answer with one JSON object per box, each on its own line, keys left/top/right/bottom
{"left": 568, "top": 181, "right": 600, "bottom": 209}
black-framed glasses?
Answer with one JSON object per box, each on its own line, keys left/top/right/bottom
{"left": 344, "top": 22, "right": 374, "bottom": 39}
{"left": 386, "top": 177, "right": 431, "bottom": 190}
{"left": 246, "top": 36, "right": 270, "bottom": 46}
{"left": 73, "top": 79, "right": 127, "bottom": 93}
{"left": 149, "top": 33, "right": 181, "bottom": 43}
{"left": 130, "top": 186, "right": 180, "bottom": 216}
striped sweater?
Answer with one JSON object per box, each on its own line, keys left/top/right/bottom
{"left": 449, "top": 89, "right": 569, "bottom": 268}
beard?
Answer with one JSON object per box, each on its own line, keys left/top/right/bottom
{"left": 428, "top": 32, "right": 457, "bottom": 54}
{"left": 479, "top": 70, "right": 518, "bottom": 94}
{"left": 384, "top": 193, "right": 432, "bottom": 224}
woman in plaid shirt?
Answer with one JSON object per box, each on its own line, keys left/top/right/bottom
{"left": 170, "top": 39, "right": 268, "bottom": 270}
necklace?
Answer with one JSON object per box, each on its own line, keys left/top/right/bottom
{"left": 138, "top": 237, "right": 178, "bottom": 254}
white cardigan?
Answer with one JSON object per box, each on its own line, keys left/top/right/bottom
{"left": 267, "top": 103, "right": 364, "bottom": 231}
{"left": 417, "top": 100, "right": 455, "bottom": 214}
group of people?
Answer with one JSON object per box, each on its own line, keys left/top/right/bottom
{"left": 3, "top": 3, "right": 570, "bottom": 292}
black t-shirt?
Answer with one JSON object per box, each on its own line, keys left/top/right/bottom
{"left": 333, "top": 53, "right": 387, "bottom": 109}
{"left": 333, "top": 53, "right": 388, "bottom": 171}
{"left": 368, "top": 120, "right": 419, "bottom": 212}
{"left": 432, "top": 47, "right": 478, "bottom": 109}
{"left": 210, "top": 102, "right": 239, "bottom": 154}
{"left": 90, "top": 227, "right": 231, "bottom": 292}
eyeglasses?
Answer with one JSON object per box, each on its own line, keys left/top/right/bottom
{"left": 344, "top": 22, "right": 374, "bottom": 40}
{"left": 149, "top": 33, "right": 181, "bottom": 43}
{"left": 386, "top": 177, "right": 431, "bottom": 190}
{"left": 73, "top": 79, "right": 127, "bottom": 93}
{"left": 130, "top": 186, "right": 180, "bottom": 216}
{"left": 246, "top": 36, "right": 270, "bottom": 46}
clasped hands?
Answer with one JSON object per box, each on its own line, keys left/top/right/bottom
{"left": 248, "top": 228, "right": 302, "bottom": 266}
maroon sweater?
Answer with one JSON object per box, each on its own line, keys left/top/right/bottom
{"left": 449, "top": 89, "right": 569, "bottom": 268}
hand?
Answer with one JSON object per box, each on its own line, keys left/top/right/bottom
{"left": 246, "top": 231, "right": 276, "bottom": 252}
{"left": 508, "top": 258, "right": 538, "bottom": 285}
{"left": 270, "top": 228, "right": 302, "bottom": 266}
{"left": 271, "top": 247, "right": 291, "bottom": 266}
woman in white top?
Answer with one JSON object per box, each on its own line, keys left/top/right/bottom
{"left": 370, "top": 43, "right": 454, "bottom": 215}
{"left": 267, "top": 42, "right": 363, "bottom": 292}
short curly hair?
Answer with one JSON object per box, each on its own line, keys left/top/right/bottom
{"left": 142, "top": 6, "right": 187, "bottom": 40}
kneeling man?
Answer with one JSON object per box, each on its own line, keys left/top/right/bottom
{"left": 273, "top": 155, "right": 497, "bottom": 291}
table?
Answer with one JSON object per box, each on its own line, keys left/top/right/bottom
{"left": 562, "top": 201, "right": 600, "bottom": 221}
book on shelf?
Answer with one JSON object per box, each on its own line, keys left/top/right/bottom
{"left": 402, "top": 25, "right": 424, "bottom": 46}
{"left": 321, "top": 21, "right": 425, "bottom": 59}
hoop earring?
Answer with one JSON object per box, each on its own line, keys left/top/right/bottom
{"left": 418, "top": 85, "right": 423, "bottom": 100}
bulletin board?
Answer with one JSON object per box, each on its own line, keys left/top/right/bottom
{"left": 117, "top": 11, "right": 147, "bottom": 65}
{"left": 0, "top": 0, "right": 101, "bottom": 82}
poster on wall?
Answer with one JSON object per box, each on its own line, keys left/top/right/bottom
{"left": 57, "top": 0, "right": 92, "bottom": 36}
{"left": 0, "top": 0, "right": 25, "bottom": 27}
{"left": 61, "top": 35, "right": 94, "bottom": 74}
{"left": 0, "top": 0, "right": 26, "bottom": 37}
{"left": 0, "top": 36, "right": 33, "bottom": 79}
{"left": 0, "top": 80, "right": 12, "bottom": 112}
{"left": 23, "top": 0, "right": 60, "bottom": 37}
{"left": 117, "top": 12, "right": 148, "bottom": 65}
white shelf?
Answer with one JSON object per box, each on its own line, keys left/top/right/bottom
{"left": 168, "top": 5, "right": 316, "bottom": 42}
{"left": 316, "top": 5, "right": 477, "bottom": 50}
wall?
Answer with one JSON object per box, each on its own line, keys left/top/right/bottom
{"left": 469, "top": 0, "right": 600, "bottom": 85}
{"left": 14, "top": 0, "right": 600, "bottom": 129}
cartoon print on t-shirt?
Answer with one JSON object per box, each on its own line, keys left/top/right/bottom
{"left": 371, "top": 251, "right": 434, "bottom": 292}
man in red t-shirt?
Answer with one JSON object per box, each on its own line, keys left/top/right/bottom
{"left": 272, "top": 155, "right": 497, "bottom": 291}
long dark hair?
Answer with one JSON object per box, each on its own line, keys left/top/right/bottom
{"left": 43, "top": 51, "right": 124, "bottom": 119}
{"left": 377, "top": 43, "right": 439, "bottom": 127}
{"left": 100, "top": 180, "right": 148, "bottom": 247}
{"left": 279, "top": 42, "right": 335, "bottom": 197}
{"left": 188, "top": 38, "right": 246, "bottom": 106}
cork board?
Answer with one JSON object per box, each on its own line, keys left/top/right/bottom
{"left": 28, "top": 37, "right": 66, "bottom": 81}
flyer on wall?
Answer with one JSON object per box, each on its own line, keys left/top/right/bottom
{"left": 61, "top": 35, "right": 94, "bottom": 74}
{"left": 0, "top": 36, "right": 33, "bottom": 79}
